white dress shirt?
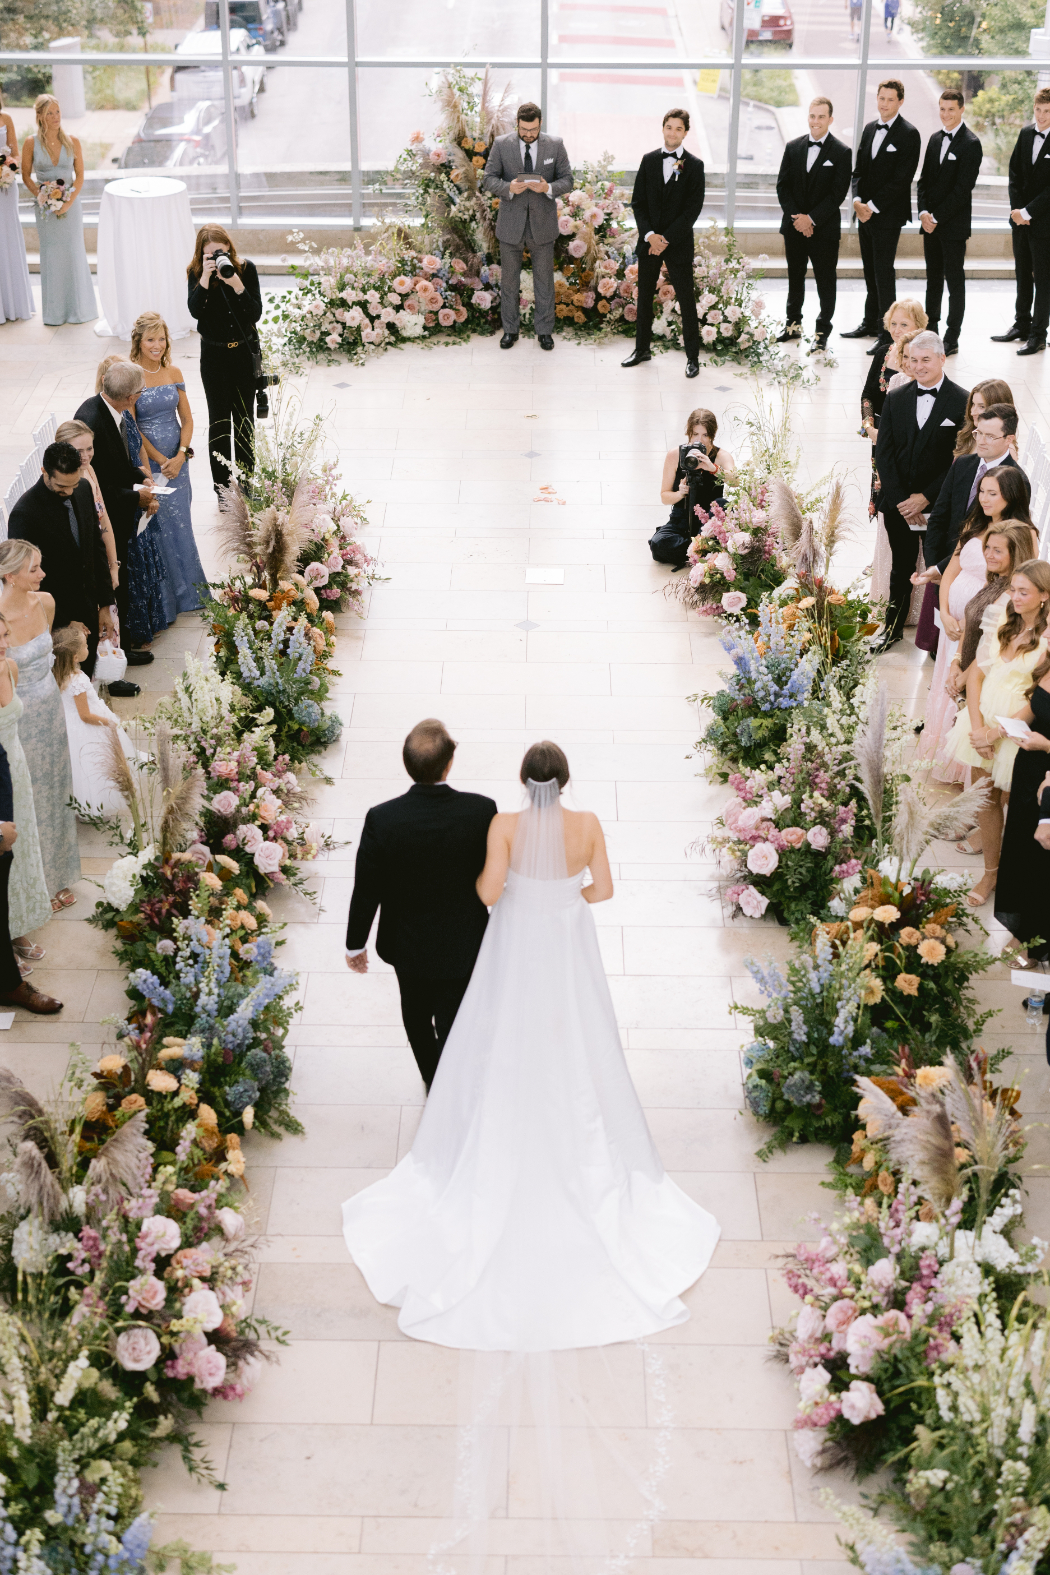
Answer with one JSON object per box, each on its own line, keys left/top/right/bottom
{"left": 806, "top": 132, "right": 828, "bottom": 172}
{"left": 865, "top": 113, "right": 899, "bottom": 214}
{"left": 914, "top": 377, "right": 944, "bottom": 429}
{"left": 1020, "top": 127, "right": 1050, "bottom": 220}
{"left": 919, "top": 124, "right": 964, "bottom": 220}
{"left": 101, "top": 394, "right": 126, "bottom": 435}
{"left": 518, "top": 137, "right": 553, "bottom": 197}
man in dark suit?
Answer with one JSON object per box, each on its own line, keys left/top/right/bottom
{"left": 775, "top": 95, "right": 852, "bottom": 350}
{"left": 75, "top": 358, "right": 157, "bottom": 665}
{"left": 345, "top": 719, "right": 497, "bottom": 1092}
{"left": 993, "top": 88, "right": 1050, "bottom": 355}
{"left": 482, "top": 103, "right": 573, "bottom": 351}
{"left": 916, "top": 89, "right": 982, "bottom": 356}
{"left": 7, "top": 442, "right": 132, "bottom": 691}
{"left": 842, "top": 79, "right": 922, "bottom": 347}
{"left": 0, "top": 742, "right": 61, "bottom": 1015}
{"left": 921, "top": 404, "right": 1028, "bottom": 575}
{"left": 873, "top": 330, "right": 968, "bottom": 647}
{"left": 622, "top": 108, "right": 706, "bottom": 377}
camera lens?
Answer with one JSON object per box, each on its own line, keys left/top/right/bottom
{"left": 256, "top": 389, "right": 270, "bottom": 419}
{"left": 215, "top": 253, "right": 235, "bottom": 279}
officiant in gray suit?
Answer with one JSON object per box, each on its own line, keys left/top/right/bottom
{"left": 482, "top": 103, "right": 573, "bottom": 351}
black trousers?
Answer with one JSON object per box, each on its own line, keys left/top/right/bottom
{"left": 1011, "top": 223, "right": 1050, "bottom": 337}
{"left": 634, "top": 245, "right": 700, "bottom": 358}
{"left": 200, "top": 343, "right": 256, "bottom": 491}
{"left": 858, "top": 221, "right": 902, "bottom": 334}
{"left": 923, "top": 231, "right": 967, "bottom": 337}
{"left": 882, "top": 502, "right": 924, "bottom": 638}
{"left": 396, "top": 974, "right": 471, "bottom": 1091}
{"left": 784, "top": 225, "right": 839, "bottom": 338}
{"left": 0, "top": 853, "right": 22, "bottom": 991}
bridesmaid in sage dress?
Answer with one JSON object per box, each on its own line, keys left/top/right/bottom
{"left": 20, "top": 93, "right": 95, "bottom": 326}
{"left": 131, "top": 313, "right": 206, "bottom": 612}
{"left": 0, "top": 96, "right": 33, "bottom": 322}
{"left": 0, "top": 542, "right": 81, "bottom": 909}
{"left": 0, "top": 617, "right": 53, "bottom": 959}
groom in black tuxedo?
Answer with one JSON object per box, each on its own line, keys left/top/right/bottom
{"left": 345, "top": 719, "right": 497, "bottom": 1092}
{"left": 622, "top": 108, "right": 705, "bottom": 378}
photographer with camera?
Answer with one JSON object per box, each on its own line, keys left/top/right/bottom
{"left": 186, "top": 225, "right": 265, "bottom": 494}
{"left": 649, "top": 408, "right": 737, "bottom": 567}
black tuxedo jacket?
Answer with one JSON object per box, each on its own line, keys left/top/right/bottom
{"left": 924, "top": 451, "right": 1029, "bottom": 572}
{"left": 631, "top": 148, "right": 705, "bottom": 255}
{"left": 73, "top": 394, "right": 148, "bottom": 551}
{"left": 8, "top": 477, "right": 111, "bottom": 633}
{"left": 874, "top": 376, "right": 969, "bottom": 511}
{"left": 852, "top": 114, "right": 922, "bottom": 229}
{"left": 1008, "top": 124, "right": 1050, "bottom": 229}
{"left": 916, "top": 123, "right": 982, "bottom": 240}
{"left": 346, "top": 783, "right": 497, "bottom": 979}
{"left": 776, "top": 132, "right": 852, "bottom": 235}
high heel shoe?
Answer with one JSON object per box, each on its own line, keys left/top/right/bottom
{"left": 966, "top": 866, "right": 998, "bottom": 908}
{"left": 955, "top": 832, "right": 982, "bottom": 855}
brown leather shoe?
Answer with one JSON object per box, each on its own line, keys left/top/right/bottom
{"left": 0, "top": 981, "right": 63, "bottom": 1014}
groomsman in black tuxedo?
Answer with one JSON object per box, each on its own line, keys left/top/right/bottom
{"left": 842, "top": 79, "right": 922, "bottom": 348}
{"left": 873, "top": 330, "right": 968, "bottom": 648}
{"left": 916, "top": 89, "right": 982, "bottom": 356}
{"left": 994, "top": 88, "right": 1050, "bottom": 355}
{"left": 775, "top": 96, "right": 852, "bottom": 350}
{"left": 622, "top": 108, "right": 706, "bottom": 378}
{"left": 345, "top": 719, "right": 496, "bottom": 1093}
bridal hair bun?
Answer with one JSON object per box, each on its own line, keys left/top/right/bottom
{"left": 520, "top": 740, "right": 569, "bottom": 789}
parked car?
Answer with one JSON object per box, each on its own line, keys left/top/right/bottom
{"left": 720, "top": 0, "right": 794, "bottom": 44}
{"left": 171, "top": 28, "right": 266, "bottom": 119}
{"left": 204, "top": 0, "right": 286, "bottom": 53}
{"left": 119, "top": 99, "right": 228, "bottom": 168}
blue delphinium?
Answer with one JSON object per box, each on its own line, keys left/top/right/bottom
{"left": 126, "top": 969, "right": 175, "bottom": 1015}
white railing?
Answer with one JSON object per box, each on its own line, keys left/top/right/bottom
{"left": 1021, "top": 426, "right": 1050, "bottom": 561}
{"left": 0, "top": 416, "right": 57, "bottom": 541}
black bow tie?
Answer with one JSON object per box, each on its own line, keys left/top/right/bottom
{"left": 1037, "top": 129, "right": 1048, "bottom": 140}
{"left": 876, "top": 121, "right": 892, "bottom": 130}
{"left": 942, "top": 128, "right": 954, "bottom": 138}
{"left": 807, "top": 139, "right": 823, "bottom": 148}
{"left": 663, "top": 150, "right": 679, "bottom": 158}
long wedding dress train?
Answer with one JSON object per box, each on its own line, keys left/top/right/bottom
{"left": 342, "top": 782, "right": 720, "bottom": 1352}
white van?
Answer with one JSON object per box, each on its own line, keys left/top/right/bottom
{"left": 171, "top": 29, "right": 267, "bottom": 119}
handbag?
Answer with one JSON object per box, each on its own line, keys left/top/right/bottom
{"left": 94, "top": 641, "right": 128, "bottom": 686}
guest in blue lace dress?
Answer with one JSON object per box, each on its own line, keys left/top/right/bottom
{"left": 92, "top": 355, "right": 173, "bottom": 646}
{"left": 130, "top": 313, "right": 206, "bottom": 613}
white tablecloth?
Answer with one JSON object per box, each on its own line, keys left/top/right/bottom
{"left": 94, "top": 176, "right": 197, "bottom": 341}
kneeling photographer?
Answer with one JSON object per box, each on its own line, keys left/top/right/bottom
{"left": 650, "top": 407, "right": 737, "bottom": 568}
{"left": 187, "top": 225, "right": 269, "bottom": 495}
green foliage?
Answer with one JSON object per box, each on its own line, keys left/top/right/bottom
{"left": 742, "top": 68, "right": 798, "bottom": 107}
{"left": 969, "top": 74, "right": 1038, "bottom": 173}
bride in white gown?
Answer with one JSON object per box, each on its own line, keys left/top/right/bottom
{"left": 342, "top": 740, "right": 721, "bottom": 1353}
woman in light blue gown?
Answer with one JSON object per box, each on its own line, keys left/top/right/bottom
{"left": 20, "top": 94, "right": 95, "bottom": 326}
{"left": 0, "top": 95, "right": 32, "bottom": 322}
{"left": 131, "top": 312, "right": 207, "bottom": 613}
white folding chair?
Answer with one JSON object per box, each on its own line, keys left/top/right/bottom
{"left": 2, "top": 476, "right": 24, "bottom": 518}
{"left": 1038, "top": 488, "right": 1050, "bottom": 561}
{"left": 18, "top": 449, "right": 41, "bottom": 494}
{"left": 31, "top": 414, "right": 56, "bottom": 449}
{"left": 0, "top": 505, "right": 6, "bottom": 543}
{"left": 1022, "top": 423, "right": 1043, "bottom": 474}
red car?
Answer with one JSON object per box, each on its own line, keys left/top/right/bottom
{"left": 720, "top": 0, "right": 795, "bottom": 45}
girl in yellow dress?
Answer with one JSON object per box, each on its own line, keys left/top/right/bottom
{"left": 943, "top": 560, "right": 1050, "bottom": 909}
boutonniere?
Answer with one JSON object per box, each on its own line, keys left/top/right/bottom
{"left": 671, "top": 157, "right": 683, "bottom": 181}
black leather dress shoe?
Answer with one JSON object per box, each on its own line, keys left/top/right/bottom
{"left": 866, "top": 337, "right": 891, "bottom": 355}
{"left": 870, "top": 632, "right": 902, "bottom": 655}
{"left": 776, "top": 329, "right": 801, "bottom": 343}
{"left": 500, "top": 332, "right": 518, "bottom": 349}
{"left": 991, "top": 324, "right": 1028, "bottom": 342}
{"left": 107, "top": 680, "right": 141, "bottom": 698}
{"left": 813, "top": 335, "right": 828, "bottom": 352}
{"left": 1018, "top": 337, "right": 1047, "bottom": 356}
{"left": 685, "top": 359, "right": 699, "bottom": 378}
{"left": 621, "top": 348, "right": 652, "bottom": 368}
{"left": 841, "top": 323, "right": 878, "bottom": 339}
{"left": 126, "top": 650, "right": 154, "bottom": 666}
{"left": 943, "top": 338, "right": 959, "bottom": 356}
{"left": 538, "top": 334, "right": 554, "bottom": 351}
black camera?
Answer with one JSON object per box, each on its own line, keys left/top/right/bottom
{"left": 255, "top": 371, "right": 279, "bottom": 419}
{"left": 679, "top": 442, "right": 708, "bottom": 473}
{"left": 213, "top": 251, "right": 236, "bottom": 279}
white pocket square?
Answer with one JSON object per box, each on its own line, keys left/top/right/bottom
{"left": 544, "top": 157, "right": 554, "bottom": 164}
{"left": 947, "top": 151, "right": 956, "bottom": 160}
{"left": 940, "top": 417, "right": 956, "bottom": 426}
{"left": 823, "top": 158, "right": 833, "bottom": 165}
{"left": 886, "top": 144, "right": 897, "bottom": 152}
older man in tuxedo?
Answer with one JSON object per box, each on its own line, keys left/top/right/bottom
{"left": 994, "top": 88, "right": 1050, "bottom": 355}
{"left": 345, "top": 719, "right": 497, "bottom": 1092}
{"left": 920, "top": 404, "right": 1028, "bottom": 577}
{"left": 843, "top": 78, "right": 922, "bottom": 347}
{"left": 775, "top": 95, "right": 852, "bottom": 350}
{"left": 75, "top": 359, "right": 156, "bottom": 663}
{"left": 482, "top": 103, "right": 573, "bottom": 351}
{"left": 622, "top": 108, "right": 706, "bottom": 376}
{"left": 873, "top": 330, "right": 968, "bottom": 648}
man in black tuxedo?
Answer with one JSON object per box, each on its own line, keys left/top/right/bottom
{"left": 916, "top": 89, "right": 982, "bottom": 356}
{"left": 873, "top": 330, "right": 968, "bottom": 647}
{"left": 75, "top": 359, "right": 157, "bottom": 666}
{"left": 994, "top": 88, "right": 1050, "bottom": 356}
{"left": 775, "top": 95, "right": 852, "bottom": 349}
{"left": 7, "top": 443, "right": 127, "bottom": 689}
{"left": 842, "top": 79, "right": 922, "bottom": 347}
{"left": 921, "top": 404, "right": 1028, "bottom": 576}
{"left": 345, "top": 719, "right": 497, "bottom": 1092}
{"left": 622, "top": 108, "right": 705, "bottom": 378}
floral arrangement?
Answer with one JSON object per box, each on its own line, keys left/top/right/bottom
{"left": 36, "top": 178, "right": 66, "bottom": 215}
{"left": 645, "top": 228, "right": 771, "bottom": 366}
{"left": 672, "top": 487, "right": 784, "bottom": 620}
{"left": 0, "top": 153, "right": 19, "bottom": 191}
{"left": 696, "top": 606, "right": 823, "bottom": 780}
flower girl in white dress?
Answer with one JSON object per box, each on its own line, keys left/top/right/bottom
{"left": 53, "top": 624, "right": 136, "bottom": 816}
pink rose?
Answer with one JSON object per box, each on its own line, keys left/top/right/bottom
{"left": 795, "top": 1305, "right": 825, "bottom": 1343}
{"left": 798, "top": 1363, "right": 831, "bottom": 1405}
{"left": 738, "top": 884, "right": 769, "bottom": 918}
{"left": 780, "top": 826, "right": 806, "bottom": 849}
{"left": 597, "top": 277, "right": 617, "bottom": 297}
{"left": 471, "top": 290, "right": 493, "bottom": 310}
{"left": 126, "top": 1274, "right": 166, "bottom": 1312}
{"left": 212, "top": 760, "right": 238, "bottom": 779}
{"left": 866, "top": 1257, "right": 896, "bottom": 1296}
{"left": 169, "top": 1189, "right": 201, "bottom": 1212}
{"left": 721, "top": 590, "right": 748, "bottom": 614}
{"left": 701, "top": 325, "right": 717, "bottom": 344}
{"left": 192, "top": 1345, "right": 228, "bottom": 1392}
{"left": 238, "top": 823, "right": 264, "bottom": 853}
{"left": 451, "top": 258, "right": 467, "bottom": 274}
{"left": 737, "top": 806, "right": 763, "bottom": 832}
{"left": 845, "top": 1310, "right": 910, "bottom": 1374}
{"left": 115, "top": 1326, "right": 161, "bottom": 1371}
{"left": 746, "top": 841, "right": 779, "bottom": 877}
{"left": 840, "top": 1380, "right": 885, "bottom": 1425}
{"left": 792, "top": 1428, "right": 827, "bottom": 1468}
{"left": 304, "top": 561, "right": 329, "bottom": 587}
{"left": 254, "top": 841, "right": 284, "bottom": 876}
{"left": 567, "top": 238, "right": 587, "bottom": 258}
{"left": 807, "top": 825, "right": 831, "bottom": 851}
{"left": 824, "top": 1299, "right": 858, "bottom": 1335}
{"left": 172, "top": 1247, "right": 213, "bottom": 1279}
{"left": 421, "top": 255, "right": 441, "bottom": 272}
{"left": 438, "top": 308, "right": 456, "bottom": 327}
{"left": 558, "top": 215, "right": 575, "bottom": 235}
{"left": 210, "top": 790, "right": 240, "bottom": 818}
{"left": 624, "top": 304, "right": 637, "bottom": 322}
{"left": 428, "top": 149, "right": 445, "bottom": 165}
{"left": 215, "top": 1206, "right": 245, "bottom": 1242}
{"left": 137, "top": 1215, "right": 181, "bottom": 1256}
{"left": 182, "top": 1288, "right": 224, "bottom": 1331}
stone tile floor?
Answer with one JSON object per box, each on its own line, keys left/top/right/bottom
{"left": 2, "top": 280, "right": 1049, "bottom": 1574}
